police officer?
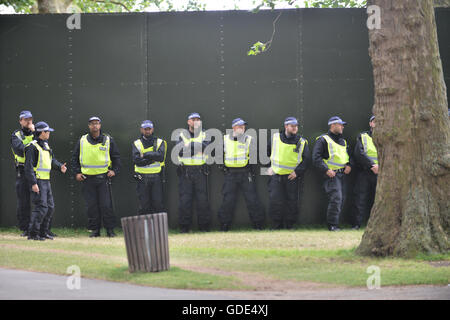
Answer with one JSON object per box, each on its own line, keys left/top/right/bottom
{"left": 352, "top": 115, "right": 378, "bottom": 230}
{"left": 25, "top": 122, "right": 67, "bottom": 240}
{"left": 267, "top": 117, "right": 310, "bottom": 229}
{"left": 313, "top": 116, "right": 353, "bottom": 231}
{"left": 132, "top": 120, "right": 167, "bottom": 215}
{"left": 71, "top": 117, "right": 121, "bottom": 237}
{"left": 176, "top": 112, "right": 212, "bottom": 233}
{"left": 11, "top": 111, "right": 35, "bottom": 236}
{"left": 217, "top": 118, "right": 265, "bottom": 231}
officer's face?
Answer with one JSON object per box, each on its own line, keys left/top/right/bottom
{"left": 370, "top": 120, "right": 376, "bottom": 129}
{"left": 187, "top": 118, "right": 202, "bottom": 130}
{"left": 39, "top": 131, "right": 50, "bottom": 140}
{"left": 232, "top": 125, "right": 245, "bottom": 136}
{"left": 285, "top": 124, "right": 298, "bottom": 135}
{"left": 141, "top": 127, "right": 154, "bottom": 137}
{"left": 330, "top": 123, "right": 344, "bottom": 134}
{"left": 20, "top": 117, "right": 33, "bottom": 129}
{"left": 88, "top": 120, "right": 101, "bottom": 133}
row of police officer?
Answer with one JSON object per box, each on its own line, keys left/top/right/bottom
{"left": 11, "top": 111, "right": 378, "bottom": 237}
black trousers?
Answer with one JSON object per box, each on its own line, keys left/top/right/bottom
{"left": 81, "top": 175, "right": 116, "bottom": 230}
{"left": 353, "top": 170, "right": 377, "bottom": 226}
{"left": 323, "top": 172, "right": 347, "bottom": 226}
{"left": 136, "top": 174, "right": 164, "bottom": 215}
{"left": 28, "top": 180, "right": 54, "bottom": 236}
{"left": 178, "top": 167, "right": 211, "bottom": 230}
{"left": 268, "top": 174, "right": 303, "bottom": 228}
{"left": 217, "top": 170, "right": 265, "bottom": 228}
{"left": 15, "top": 167, "right": 31, "bottom": 231}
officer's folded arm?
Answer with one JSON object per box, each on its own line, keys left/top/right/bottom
{"left": 135, "top": 157, "right": 154, "bottom": 166}
{"left": 143, "top": 151, "right": 163, "bottom": 162}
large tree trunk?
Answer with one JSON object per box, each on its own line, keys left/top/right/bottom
{"left": 356, "top": 0, "right": 450, "bottom": 257}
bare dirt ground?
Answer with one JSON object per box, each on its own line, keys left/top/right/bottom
{"left": 174, "top": 264, "right": 449, "bottom": 300}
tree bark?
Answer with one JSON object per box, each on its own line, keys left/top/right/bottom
{"left": 37, "top": 0, "right": 72, "bottom": 13}
{"left": 356, "top": 0, "right": 450, "bottom": 257}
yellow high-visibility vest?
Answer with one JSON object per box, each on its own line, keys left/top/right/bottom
{"left": 12, "top": 130, "right": 34, "bottom": 165}
{"left": 361, "top": 133, "right": 378, "bottom": 164}
{"left": 270, "top": 133, "right": 306, "bottom": 175}
{"left": 79, "top": 134, "right": 111, "bottom": 175}
{"left": 30, "top": 140, "right": 52, "bottom": 180}
{"left": 319, "top": 134, "right": 349, "bottom": 170}
{"left": 178, "top": 132, "right": 208, "bottom": 166}
{"left": 134, "top": 138, "right": 166, "bottom": 174}
{"left": 224, "top": 134, "right": 251, "bottom": 168}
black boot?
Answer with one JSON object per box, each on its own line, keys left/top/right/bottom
{"left": 106, "top": 229, "right": 116, "bottom": 238}
{"left": 328, "top": 224, "right": 341, "bottom": 232}
{"left": 89, "top": 229, "right": 101, "bottom": 238}
{"left": 28, "top": 233, "right": 45, "bottom": 241}
{"left": 285, "top": 223, "right": 294, "bottom": 230}
{"left": 41, "top": 233, "right": 54, "bottom": 240}
{"left": 198, "top": 225, "right": 210, "bottom": 232}
{"left": 20, "top": 230, "right": 29, "bottom": 237}
{"left": 272, "top": 222, "right": 284, "bottom": 230}
{"left": 179, "top": 226, "right": 190, "bottom": 234}
{"left": 252, "top": 223, "right": 264, "bottom": 230}
{"left": 47, "top": 231, "right": 58, "bottom": 237}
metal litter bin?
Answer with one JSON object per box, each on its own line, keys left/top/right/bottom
{"left": 121, "top": 213, "right": 170, "bottom": 272}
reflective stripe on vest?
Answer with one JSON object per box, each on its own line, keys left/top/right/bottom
{"left": 30, "top": 140, "right": 52, "bottom": 180}
{"left": 12, "top": 131, "right": 34, "bottom": 165}
{"left": 270, "top": 133, "right": 306, "bottom": 175}
{"left": 361, "top": 133, "right": 378, "bottom": 164}
{"left": 321, "top": 134, "right": 349, "bottom": 170}
{"left": 79, "top": 134, "right": 111, "bottom": 175}
{"left": 224, "top": 134, "right": 251, "bottom": 168}
{"left": 178, "top": 132, "right": 207, "bottom": 166}
{"left": 134, "top": 138, "right": 165, "bottom": 174}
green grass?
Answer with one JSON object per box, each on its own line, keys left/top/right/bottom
{"left": 0, "top": 227, "right": 448, "bottom": 290}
